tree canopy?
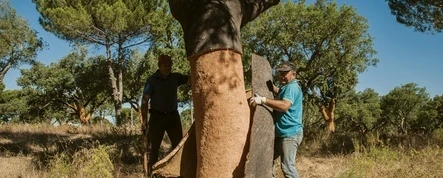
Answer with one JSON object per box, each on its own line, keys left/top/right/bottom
{"left": 387, "top": 0, "right": 443, "bottom": 33}
{"left": 0, "top": 0, "right": 43, "bottom": 84}
{"left": 33, "top": 0, "right": 164, "bottom": 46}
{"left": 32, "top": 0, "right": 173, "bottom": 121}
{"left": 380, "top": 83, "right": 429, "bottom": 135}
{"left": 18, "top": 48, "right": 110, "bottom": 124}
{"left": 242, "top": 0, "right": 378, "bottom": 131}
{"left": 335, "top": 89, "right": 382, "bottom": 134}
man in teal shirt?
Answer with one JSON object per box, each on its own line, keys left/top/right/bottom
{"left": 250, "top": 61, "right": 303, "bottom": 178}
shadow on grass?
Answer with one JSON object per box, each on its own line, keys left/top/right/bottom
{"left": 0, "top": 129, "right": 144, "bottom": 169}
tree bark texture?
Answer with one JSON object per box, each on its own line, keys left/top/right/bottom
{"left": 319, "top": 98, "right": 336, "bottom": 133}
{"left": 190, "top": 50, "right": 250, "bottom": 177}
{"left": 167, "top": 0, "right": 279, "bottom": 177}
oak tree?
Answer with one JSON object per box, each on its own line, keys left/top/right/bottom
{"left": 18, "top": 48, "right": 110, "bottom": 125}
{"left": 387, "top": 0, "right": 443, "bottom": 33}
{"left": 0, "top": 0, "right": 43, "bottom": 84}
{"left": 33, "top": 0, "right": 168, "bottom": 122}
{"left": 242, "top": 0, "right": 378, "bottom": 132}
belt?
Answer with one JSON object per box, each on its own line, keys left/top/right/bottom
{"left": 149, "top": 109, "right": 177, "bottom": 114}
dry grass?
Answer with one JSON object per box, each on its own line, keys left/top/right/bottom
{"left": 0, "top": 123, "right": 143, "bottom": 177}
{"left": 338, "top": 146, "right": 443, "bottom": 178}
{"left": 1, "top": 124, "right": 442, "bottom": 178}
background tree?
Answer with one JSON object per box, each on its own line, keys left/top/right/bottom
{"left": 241, "top": 0, "right": 378, "bottom": 132}
{"left": 379, "top": 83, "right": 430, "bottom": 135}
{"left": 18, "top": 48, "right": 110, "bottom": 125}
{"left": 122, "top": 49, "right": 151, "bottom": 126}
{"left": 123, "top": 11, "right": 190, "bottom": 126}
{"left": 0, "top": 89, "right": 28, "bottom": 123}
{"left": 387, "top": 0, "right": 443, "bottom": 33}
{"left": 0, "top": 0, "right": 43, "bottom": 84}
{"left": 335, "top": 89, "right": 382, "bottom": 135}
{"left": 33, "top": 0, "right": 169, "bottom": 122}
{"left": 416, "top": 94, "right": 443, "bottom": 133}
{"left": 119, "top": 108, "right": 137, "bottom": 126}
{"left": 93, "top": 101, "right": 116, "bottom": 125}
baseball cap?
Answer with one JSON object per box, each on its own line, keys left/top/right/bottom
{"left": 275, "top": 61, "right": 296, "bottom": 72}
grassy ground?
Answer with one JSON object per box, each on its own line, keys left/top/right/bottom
{"left": 1, "top": 124, "right": 442, "bottom": 178}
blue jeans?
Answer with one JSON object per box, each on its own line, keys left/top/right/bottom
{"left": 274, "top": 131, "right": 303, "bottom": 178}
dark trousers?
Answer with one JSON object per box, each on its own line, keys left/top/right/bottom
{"left": 147, "top": 110, "right": 183, "bottom": 171}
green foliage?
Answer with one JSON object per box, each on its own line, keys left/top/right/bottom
{"left": 380, "top": 83, "right": 430, "bottom": 135}
{"left": 416, "top": 95, "right": 443, "bottom": 133}
{"left": 300, "top": 100, "right": 325, "bottom": 139}
{"left": 432, "top": 128, "right": 443, "bottom": 145}
{"left": 48, "top": 144, "right": 116, "bottom": 178}
{"left": 47, "top": 152, "right": 71, "bottom": 178}
{"left": 335, "top": 89, "right": 381, "bottom": 134}
{"left": 90, "top": 116, "right": 113, "bottom": 126}
{"left": 119, "top": 107, "right": 138, "bottom": 126}
{"left": 0, "top": 0, "right": 43, "bottom": 82}
{"left": 123, "top": 50, "right": 151, "bottom": 110}
{"left": 241, "top": 0, "right": 378, "bottom": 112}
{"left": 387, "top": 0, "right": 443, "bottom": 33}
{"left": 144, "top": 6, "right": 190, "bottom": 103}
{"left": 33, "top": 0, "right": 173, "bottom": 122}
{"left": 0, "top": 89, "right": 28, "bottom": 123}
{"left": 17, "top": 47, "right": 110, "bottom": 124}
{"left": 33, "top": 0, "right": 164, "bottom": 45}
{"left": 180, "top": 108, "right": 193, "bottom": 131}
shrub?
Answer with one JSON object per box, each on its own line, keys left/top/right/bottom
{"left": 47, "top": 143, "right": 116, "bottom": 178}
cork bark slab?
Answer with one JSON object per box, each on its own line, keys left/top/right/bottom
{"left": 244, "top": 54, "right": 275, "bottom": 178}
{"left": 152, "top": 124, "right": 197, "bottom": 178}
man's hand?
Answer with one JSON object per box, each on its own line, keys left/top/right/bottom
{"left": 249, "top": 93, "right": 267, "bottom": 105}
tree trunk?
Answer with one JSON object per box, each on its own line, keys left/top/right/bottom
{"left": 106, "top": 45, "right": 123, "bottom": 125}
{"left": 167, "top": 0, "right": 279, "bottom": 177}
{"left": 190, "top": 50, "right": 250, "bottom": 177}
{"left": 78, "top": 104, "right": 92, "bottom": 125}
{"left": 0, "top": 60, "right": 13, "bottom": 83}
{"left": 319, "top": 98, "right": 336, "bottom": 133}
{"left": 116, "top": 70, "right": 123, "bottom": 125}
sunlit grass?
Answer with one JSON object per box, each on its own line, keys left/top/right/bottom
{"left": 339, "top": 146, "right": 443, "bottom": 178}
{"left": 1, "top": 124, "right": 443, "bottom": 177}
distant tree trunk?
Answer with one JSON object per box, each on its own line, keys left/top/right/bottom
{"left": 319, "top": 98, "right": 336, "bottom": 133}
{"left": 168, "top": 0, "right": 279, "bottom": 177}
{"left": 75, "top": 104, "right": 92, "bottom": 125}
{"left": 106, "top": 44, "right": 123, "bottom": 125}
{"left": 0, "top": 61, "right": 13, "bottom": 83}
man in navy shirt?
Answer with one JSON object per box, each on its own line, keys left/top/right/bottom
{"left": 141, "top": 55, "right": 189, "bottom": 175}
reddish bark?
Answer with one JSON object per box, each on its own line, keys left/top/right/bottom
{"left": 319, "top": 98, "right": 336, "bottom": 133}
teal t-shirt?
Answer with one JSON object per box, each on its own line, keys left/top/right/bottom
{"left": 274, "top": 80, "right": 303, "bottom": 137}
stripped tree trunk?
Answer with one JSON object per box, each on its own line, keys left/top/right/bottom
{"left": 319, "top": 98, "right": 336, "bottom": 133}
{"left": 190, "top": 50, "right": 249, "bottom": 177}
{"left": 167, "top": 0, "right": 279, "bottom": 177}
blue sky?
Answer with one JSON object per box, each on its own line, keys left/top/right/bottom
{"left": 5, "top": 0, "right": 443, "bottom": 97}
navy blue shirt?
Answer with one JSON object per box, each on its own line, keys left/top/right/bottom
{"left": 143, "top": 70, "right": 188, "bottom": 113}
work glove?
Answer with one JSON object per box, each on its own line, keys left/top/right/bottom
{"left": 249, "top": 93, "right": 266, "bottom": 105}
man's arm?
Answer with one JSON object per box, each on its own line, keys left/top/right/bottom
{"left": 250, "top": 92, "right": 291, "bottom": 112}
{"left": 264, "top": 98, "right": 291, "bottom": 112}
{"left": 141, "top": 94, "right": 151, "bottom": 130}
